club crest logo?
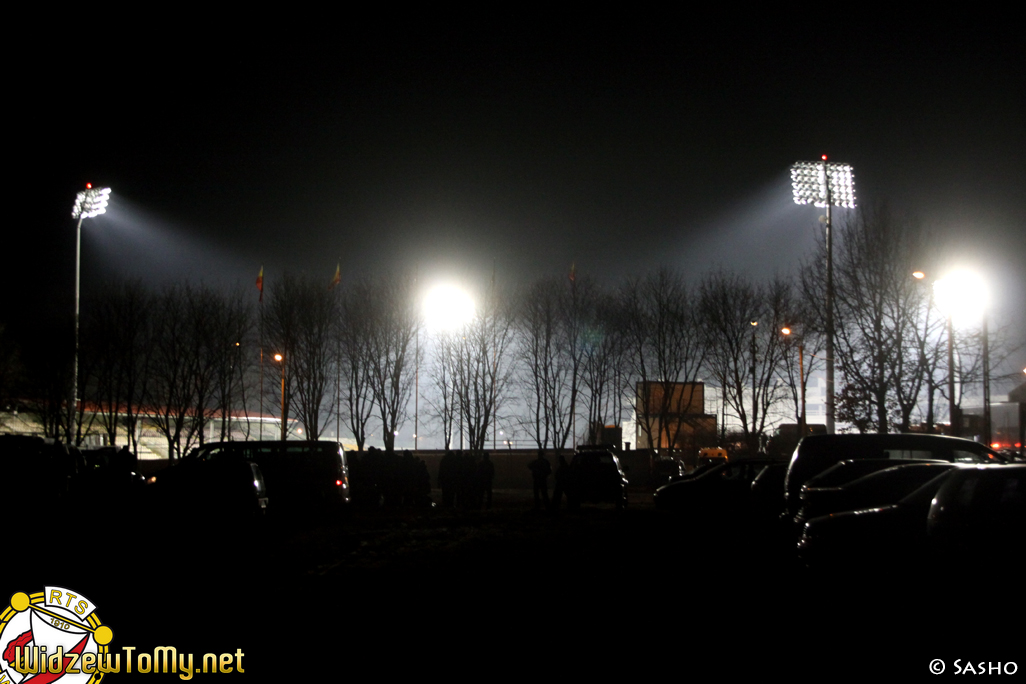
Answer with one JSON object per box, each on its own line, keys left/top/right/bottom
{"left": 0, "top": 587, "right": 113, "bottom": 683}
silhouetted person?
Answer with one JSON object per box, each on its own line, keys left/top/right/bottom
{"left": 528, "top": 451, "right": 551, "bottom": 510}
{"left": 115, "top": 444, "right": 137, "bottom": 474}
{"left": 550, "top": 453, "right": 569, "bottom": 512}
{"left": 438, "top": 450, "right": 458, "bottom": 508}
{"left": 456, "top": 452, "right": 477, "bottom": 509}
{"left": 477, "top": 452, "right": 495, "bottom": 509}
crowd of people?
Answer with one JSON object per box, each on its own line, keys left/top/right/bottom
{"left": 347, "top": 447, "right": 434, "bottom": 509}
{"left": 437, "top": 450, "right": 495, "bottom": 510}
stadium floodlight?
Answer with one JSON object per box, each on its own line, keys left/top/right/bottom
{"left": 790, "top": 156, "right": 856, "bottom": 435}
{"left": 791, "top": 160, "right": 856, "bottom": 208}
{"left": 68, "top": 184, "right": 112, "bottom": 444}
{"left": 71, "top": 184, "right": 111, "bottom": 220}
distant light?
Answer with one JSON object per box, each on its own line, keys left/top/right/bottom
{"left": 912, "top": 271, "right": 925, "bottom": 280}
{"left": 274, "top": 353, "right": 283, "bottom": 362}
{"left": 821, "top": 154, "right": 827, "bottom": 161}
{"left": 781, "top": 327, "right": 792, "bottom": 335}
{"left": 424, "top": 284, "right": 475, "bottom": 331}
{"left": 934, "top": 270, "right": 988, "bottom": 325}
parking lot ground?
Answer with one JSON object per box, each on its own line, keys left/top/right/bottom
{"left": 8, "top": 483, "right": 1019, "bottom": 679}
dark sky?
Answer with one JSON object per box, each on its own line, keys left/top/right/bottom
{"left": 11, "top": 17, "right": 1026, "bottom": 388}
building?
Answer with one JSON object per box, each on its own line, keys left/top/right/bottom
{"left": 632, "top": 381, "right": 717, "bottom": 455}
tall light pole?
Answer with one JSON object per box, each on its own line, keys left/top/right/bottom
{"left": 274, "top": 353, "right": 286, "bottom": 441}
{"left": 68, "top": 184, "right": 111, "bottom": 444}
{"left": 791, "top": 156, "right": 855, "bottom": 434}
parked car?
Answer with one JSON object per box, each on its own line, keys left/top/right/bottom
{"left": 793, "top": 461, "right": 957, "bottom": 529}
{"left": 651, "top": 456, "right": 686, "bottom": 486}
{"left": 926, "top": 464, "right": 1026, "bottom": 569}
{"left": 798, "top": 463, "right": 1023, "bottom": 573}
{"left": 654, "top": 454, "right": 787, "bottom": 517}
{"left": 796, "top": 468, "right": 954, "bottom": 571}
{"left": 146, "top": 451, "right": 269, "bottom": 521}
{"left": 189, "top": 440, "right": 351, "bottom": 514}
{"left": 565, "top": 446, "right": 629, "bottom": 510}
{"left": 783, "top": 434, "right": 1004, "bottom": 519}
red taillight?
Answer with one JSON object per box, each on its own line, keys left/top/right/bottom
{"left": 336, "top": 479, "right": 343, "bottom": 486}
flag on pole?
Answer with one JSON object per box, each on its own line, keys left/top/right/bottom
{"left": 329, "top": 262, "right": 341, "bottom": 290}
{"left": 256, "top": 266, "right": 264, "bottom": 302}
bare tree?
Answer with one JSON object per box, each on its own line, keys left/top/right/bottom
{"left": 449, "top": 280, "right": 517, "bottom": 453}
{"left": 777, "top": 282, "right": 826, "bottom": 430}
{"left": 622, "top": 269, "right": 706, "bottom": 454}
{"left": 699, "top": 271, "right": 791, "bottom": 452}
{"left": 580, "top": 296, "right": 630, "bottom": 438}
{"left": 427, "top": 330, "right": 461, "bottom": 449}
{"left": 81, "top": 280, "right": 152, "bottom": 452}
{"left": 366, "top": 274, "right": 419, "bottom": 452}
{"left": 338, "top": 282, "right": 377, "bottom": 450}
{"left": 822, "top": 204, "right": 930, "bottom": 433}
{"left": 207, "top": 287, "right": 253, "bottom": 441}
{"left": 515, "top": 275, "right": 582, "bottom": 451}
{"left": 264, "top": 274, "right": 336, "bottom": 440}
{"left": 146, "top": 285, "right": 198, "bottom": 460}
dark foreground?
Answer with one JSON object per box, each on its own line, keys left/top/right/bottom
{"left": 7, "top": 487, "right": 1020, "bottom": 680}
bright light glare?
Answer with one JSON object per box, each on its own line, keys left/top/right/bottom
{"left": 791, "top": 161, "right": 856, "bottom": 208}
{"left": 423, "top": 284, "right": 475, "bottom": 331}
{"left": 71, "top": 186, "right": 112, "bottom": 219}
{"left": 934, "top": 270, "right": 988, "bottom": 326}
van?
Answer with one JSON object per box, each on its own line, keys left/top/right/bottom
{"left": 191, "top": 440, "right": 351, "bottom": 513}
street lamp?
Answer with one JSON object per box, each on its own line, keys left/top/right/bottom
{"left": 781, "top": 326, "right": 806, "bottom": 439}
{"left": 934, "top": 270, "right": 989, "bottom": 442}
{"left": 68, "top": 184, "right": 111, "bottom": 444}
{"left": 791, "top": 156, "right": 855, "bottom": 435}
{"left": 274, "top": 353, "right": 286, "bottom": 441}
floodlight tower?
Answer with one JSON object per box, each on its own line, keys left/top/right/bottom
{"left": 68, "top": 184, "right": 111, "bottom": 444}
{"left": 791, "top": 156, "right": 855, "bottom": 434}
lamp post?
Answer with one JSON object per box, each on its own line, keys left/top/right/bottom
{"left": 274, "top": 353, "right": 286, "bottom": 441}
{"left": 791, "top": 157, "right": 855, "bottom": 434}
{"left": 782, "top": 326, "right": 806, "bottom": 439}
{"left": 68, "top": 184, "right": 111, "bottom": 444}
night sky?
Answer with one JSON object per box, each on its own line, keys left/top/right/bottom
{"left": 11, "top": 17, "right": 1025, "bottom": 390}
